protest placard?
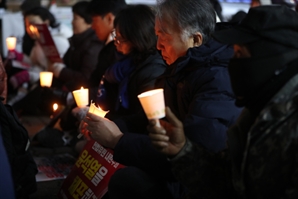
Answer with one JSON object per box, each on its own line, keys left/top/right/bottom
{"left": 34, "top": 153, "right": 76, "bottom": 182}
{"left": 31, "top": 23, "right": 63, "bottom": 63}
{"left": 58, "top": 140, "right": 125, "bottom": 199}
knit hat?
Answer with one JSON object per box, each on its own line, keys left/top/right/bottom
{"left": 20, "top": 0, "right": 41, "bottom": 13}
{"left": 212, "top": 5, "right": 298, "bottom": 50}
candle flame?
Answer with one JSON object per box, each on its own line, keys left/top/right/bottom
{"left": 53, "top": 103, "right": 58, "bottom": 111}
{"left": 29, "top": 25, "right": 39, "bottom": 36}
{"left": 29, "top": 25, "right": 35, "bottom": 32}
{"left": 96, "top": 105, "right": 103, "bottom": 111}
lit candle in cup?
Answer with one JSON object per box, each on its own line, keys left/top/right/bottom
{"left": 6, "top": 37, "right": 17, "bottom": 51}
{"left": 40, "top": 71, "right": 53, "bottom": 87}
{"left": 53, "top": 103, "right": 58, "bottom": 111}
{"left": 72, "top": 87, "right": 89, "bottom": 108}
{"left": 137, "top": 88, "right": 165, "bottom": 127}
{"left": 77, "top": 102, "right": 109, "bottom": 139}
{"left": 29, "top": 25, "right": 39, "bottom": 39}
{"left": 88, "top": 102, "right": 109, "bottom": 117}
{"left": 51, "top": 103, "right": 58, "bottom": 119}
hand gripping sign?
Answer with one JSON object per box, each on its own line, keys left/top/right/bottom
{"left": 58, "top": 140, "right": 125, "bottom": 199}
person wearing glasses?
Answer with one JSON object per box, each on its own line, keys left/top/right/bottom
{"left": 74, "top": 4, "right": 166, "bottom": 151}
{"left": 98, "top": 4, "right": 166, "bottom": 133}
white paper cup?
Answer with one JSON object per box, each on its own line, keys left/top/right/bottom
{"left": 6, "top": 37, "right": 17, "bottom": 50}
{"left": 39, "top": 71, "right": 53, "bottom": 87}
{"left": 72, "top": 87, "right": 89, "bottom": 107}
{"left": 138, "top": 88, "right": 165, "bottom": 121}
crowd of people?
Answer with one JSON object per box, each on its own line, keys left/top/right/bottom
{"left": 0, "top": 0, "right": 298, "bottom": 198}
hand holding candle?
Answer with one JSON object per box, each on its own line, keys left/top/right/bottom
{"left": 72, "top": 87, "right": 89, "bottom": 108}
{"left": 137, "top": 88, "right": 165, "bottom": 127}
{"left": 40, "top": 71, "right": 53, "bottom": 87}
{"left": 77, "top": 102, "right": 109, "bottom": 139}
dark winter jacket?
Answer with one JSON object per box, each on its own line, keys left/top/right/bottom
{"left": 0, "top": 100, "right": 37, "bottom": 198}
{"left": 112, "top": 38, "right": 242, "bottom": 198}
{"left": 89, "top": 42, "right": 118, "bottom": 100}
{"left": 60, "top": 28, "right": 104, "bottom": 90}
{"left": 171, "top": 60, "right": 298, "bottom": 199}
{"left": 103, "top": 52, "right": 166, "bottom": 133}
{"left": 155, "top": 38, "right": 242, "bottom": 153}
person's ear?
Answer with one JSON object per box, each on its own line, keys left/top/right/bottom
{"left": 193, "top": 32, "right": 203, "bottom": 47}
{"left": 105, "top": 12, "right": 115, "bottom": 27}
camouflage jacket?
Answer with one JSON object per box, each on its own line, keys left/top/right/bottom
{"left": 171, "top": 74, "right": 298, "bottom": 199}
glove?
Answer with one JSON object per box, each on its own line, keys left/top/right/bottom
{"left": 72, "top": 106, "right": 89, "bottom": 121}
{"left": 48, "top": 62, "right": 65, "bottom": 78}
{"left": 7, "top": 50, "right": 24, "bottom": 61}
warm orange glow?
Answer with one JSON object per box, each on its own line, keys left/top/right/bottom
{"left": 40, "top": 71, "right": 53, "bottom": 87}
{"left": 29, "top": 25, "right": 37, "bottom": 33}
{"left": 72, "top": 87, "right": 89, "bottom": 107}
{"left": 89, "top": 102, "right": 108, "bottom": 117}
{"left": 6, "top": 37, "right": 17, "bottom": 50}
{"left": 53, "top": 103, "right": 58, "bottom": 111}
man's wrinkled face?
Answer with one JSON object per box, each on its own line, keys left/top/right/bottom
{"left": 155, "top": 18, "right": 192, "bottom": 65}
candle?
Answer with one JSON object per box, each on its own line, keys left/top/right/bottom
{"left": 28, "top": 25, "right": 40, "bottom": 40}
{"left": 50, "top": 103, "right": 58, "bottom": 119}
{"left": 88, "top": 102, "right": 109, "bottom": 117}
{"left": 72, "top": 87, "right": 89, "bottom": 108}
{"left": 77, "top": 102, "right": 109, "bottom": 139}
{"left": 6, "top": 37, "right": 17, "bottom": 51}
{"left": 40, "top": 71, "right": 53, "bottom": 87}
{"left": 53, "top": 103, "right": 58, "bottom": 111}
{"left": 29, "top": 25, "right": 38, "bottom": 35}
{"left": 137, "top": 89, "right": 165, "bottom": 127}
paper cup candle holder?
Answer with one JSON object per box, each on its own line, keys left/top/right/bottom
{"left": 88, "top": 102, "right": 109, "bottom": 117}
{"left": 6, "top": 37, "right": 17, "bottom": 51}
{"left": 137, "top": 88, "right": 165, "bottom": 126}
{"left": 72, "top": 87, "right": 89, "bottom": 108}
{"left": 40, "top": 71, "right": 53, "bottom": 87}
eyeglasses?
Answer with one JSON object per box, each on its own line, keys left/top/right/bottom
{"left": 111, "top": 30, "right": 127, "bottom": 45}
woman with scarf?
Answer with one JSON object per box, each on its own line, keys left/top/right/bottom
{"left": 74, "top": 4, "right": 166, "bottom": 151}
{"left": 98, "top": 4, "right": 166, "bottom": 133}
